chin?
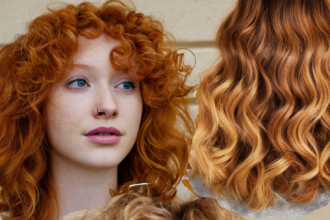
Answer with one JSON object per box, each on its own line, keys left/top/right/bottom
{"left": 79, "top": 150, "right": 129, "bottom": 170}
{"left": 80, "top": 157, "right": 123, "bottom": 170}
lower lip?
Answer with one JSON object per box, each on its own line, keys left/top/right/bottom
{"left": 85, "top": 135, "right": 121, "bottom": 144}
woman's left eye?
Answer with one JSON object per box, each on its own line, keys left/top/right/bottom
{"left": 117, "top": 81, "right": 136, "bottom": 90}
{"left": 66, "top": 77, "right": 89, "bottom": 88}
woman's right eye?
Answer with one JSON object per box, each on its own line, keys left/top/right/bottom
{"left": 66, "top": 77, "right": 89, "bottom": 88}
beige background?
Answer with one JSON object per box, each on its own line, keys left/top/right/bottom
{"left": 1, "top": 0, "right": 329, "bottom": 219}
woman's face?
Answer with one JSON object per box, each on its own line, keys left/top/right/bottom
{"left": 45, "top": 33, "right": 143, "bottom": 170}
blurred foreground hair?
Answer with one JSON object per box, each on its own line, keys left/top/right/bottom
{"left": 0, "top": 1, "right": 195, "bottom": 219}
{"left": 73, "top": 193, "right": 243, "bottom": 220}
{"left": 192, "top": 0, "right": 330, "bottom": 211}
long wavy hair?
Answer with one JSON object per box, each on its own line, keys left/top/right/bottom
{"left": 191, "top": 0, "right": 330, "bottom": 211}
{"left": 0, "top": 1, "right": 195, "bottom": 219}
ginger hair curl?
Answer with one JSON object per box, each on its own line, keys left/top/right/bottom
{"left": 191, "top": 0, "right": 330, "bottom": 211}
{"left": 73, "top": 193, "right": 242, "bottom": 220}
{"left": 0, "top": 1, "right": 195, "bottom": 219}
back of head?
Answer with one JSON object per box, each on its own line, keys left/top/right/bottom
{"left": 81, "top": 193, "right": 176, "bottom": 220}
{"left": 192, "top": 0, "right": 330, "bottom": 211}
{"left": 177, "top": 197, "right": 242, "bottom": 220}
{"left": 75, "top": 193, "right": 242, "bottom": 220}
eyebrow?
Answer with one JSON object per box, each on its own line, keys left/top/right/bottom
{"left": 73, "top": 63, "right": 97, "bottom": 71}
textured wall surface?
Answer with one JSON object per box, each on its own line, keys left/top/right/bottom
{"left": 1, "top": 1, "right": 330, "bottom": 220}
{"left": 0, "top": 0, "right": 235, "bottom": 44}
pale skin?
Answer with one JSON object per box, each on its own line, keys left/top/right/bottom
{"left": 45, "top": 33, "right": 143, "bottom": 220}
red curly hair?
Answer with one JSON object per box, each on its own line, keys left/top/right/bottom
{"left": 0, "top": 1, "right": 195, "bottom": 219}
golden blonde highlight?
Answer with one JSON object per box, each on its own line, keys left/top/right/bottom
{"left": 192, "top": 0, "right": 330, "bottom": 211}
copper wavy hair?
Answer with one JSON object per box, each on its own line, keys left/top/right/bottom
{"left": 191, "top": 0, "right": 330, "bottom": 211}
{"left": 71, "top": 193, "right": 242, "bottom": 220}
{"left": 0, "top": 1, "right": 195, "bottom": 219}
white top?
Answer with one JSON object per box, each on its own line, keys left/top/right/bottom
{"left": 189, "top": 175, "right": 330, "bottom": 219}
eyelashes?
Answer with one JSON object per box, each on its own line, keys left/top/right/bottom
{"left": 66, "top": 76, "right": 89, "bottom": 88}
{"left": 66, "top": 76, "right": 136, "bottom": 90}
{"left": 117, "top": 80, "right": 136, "bottom": 90}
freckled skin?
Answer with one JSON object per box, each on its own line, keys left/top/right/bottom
{"left": 45, "top": 33, "right": 143, "bottom": 170}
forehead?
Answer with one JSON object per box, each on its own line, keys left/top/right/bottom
{"left": 74, "top": 33, "right": 120, "bottom": 63}
{"left": 69, "top": 33, "right": 138, "bottom": 80}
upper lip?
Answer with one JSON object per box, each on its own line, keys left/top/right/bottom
{"left": 85, "top": 127, "right": 122, "bottom": 136}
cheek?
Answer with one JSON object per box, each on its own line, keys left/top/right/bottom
{"left": 132, "top": 93, "right": 143, "bottom": 123}
{"left": 45, "top": 91, "right": 83, "bottom": 147}
{"left": 121, "top": 94, "right": 143, "bottom": 131}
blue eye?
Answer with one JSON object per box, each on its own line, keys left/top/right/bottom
{"left": 76, "top": 80, "right": 86, "bottom": 87}
{"left": 118, "top": 81, "right": 135, "bottom": 90}
{"left": 67, "top": 77, "right": 88, "bottom": 88}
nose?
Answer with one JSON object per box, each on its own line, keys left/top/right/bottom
{"left": 94, "top": 87, "right": 118, "bottom": 119}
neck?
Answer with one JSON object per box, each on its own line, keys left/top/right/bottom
{"left": 51, "top": 153, "right": 117, "bottom": 220}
